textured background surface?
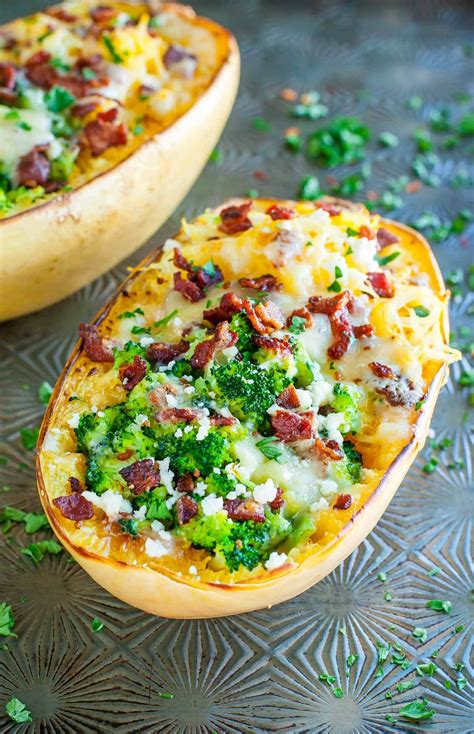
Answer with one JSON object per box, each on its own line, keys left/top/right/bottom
{"left": 0, "top": 1, "right": 473, "bottom": 732}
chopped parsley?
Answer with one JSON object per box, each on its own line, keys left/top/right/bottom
{"left": 413, "top": 305, "right": 430, "bottom": 318}
{"left": 255, "top": 436, "right": 287, "bottom": 464}
{"left": 44, "top": 85, "right": 76, "bottom": 113}
{"left": 379, "top": 131, "right": 399, "bottom": 148}
{"left": 103, "top": 34, "right": 124, "bottom": 64}
{"left": 0, "top": 602, "right": 16, "bottom": 638}
{"left": 346, "top": 654, "right": 358, "bottom": 668}
{"left": 412, "top": 627, "right": 428, "bottom": 643}
{"left": 5, "top": 698, "right": 32, "bottom": 724}
{"left": 20, "top": 427, "right": 39, "bottom": 451}
{"left": 426, "top": 599, "right": 452, "bottom": 614}
{"left": 38, "top": 381, "right": 53, "bottom": 405}
{"left": 91, "top": 617, "right": 104, "bottom": 632}
{"left": 252, "top": 116, "right": 271, "bottom": 132}
{"left": 399, "top": 698, "right": 435, "bottom": 722}
{"left": 376, "top": 251, "right": 400, "bottom": 267}
{"left": 416, "top": 662, "right": 437, "bottom": 676}
{"left": 298, "top": 175, "right": 321, "bottom": 200}
{"left": 154, "top": 309, "right": 178, "bottom": 330}
{"left": 288, "top": 316, "right": 306, "bottom": 335}
{"left": 21, "top": 539, "right": 62, "bottom": 564}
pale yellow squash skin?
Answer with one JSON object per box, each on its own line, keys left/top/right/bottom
{"left": 0, "top": 3, "right": 240, "bottom": 321}
{"left": 36, "top": 196, "right": 455, "bottom": 619}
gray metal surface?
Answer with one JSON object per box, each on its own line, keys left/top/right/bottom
{"left": 0, "top": 1, "right": 473, "bottom": 732}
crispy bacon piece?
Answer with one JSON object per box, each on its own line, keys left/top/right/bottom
{"left": 119, "top": 355, "right": 147, "bottom": 391}
{"left": 315, "top": 201, "right": 341, "bottom": 216}
{"left": 238, "top": 274, "right": 282, "bottom": 292}
{"left": 0, "top": 62, "right": 16, "bottom": 90}
{"left": 90, "top": 5, "right": 118, "bottom": 22}
{"left": 163, "top": 45, "right": 197, "bottom": 78}
{"left": 287, "top": 306, "right": 313, "bottom": 330}
{"left": 173, "top": 272, "right": 202, "bottom": 302}
{"left": 359, "top": 225, "right": 375, "bottom": 240}
{"left": 376, "top": 227, "right": 399, "bottom": 248}
{"left": 333, "top": 493, "right": 352, "bottom": 510}
{"left": 119, "top": 459, "right": 160, "bottom": 496}
{"left": 203, "top": 292, "right": 244, "bottom": 325}
{"left": 224, "top": 498, "right": 265, "bottom": 523}
{"left": 369, "top": 361, "right": 395, "bottom": 379}
{"left": 210, "top": 415, "right": 236, "bottom": 426}
{"left": 308, "top": 291, "right": 353, "bottom": 360}
{"left": 314, "top": 437, "right": 344, "bottom": 461}
{"left": 218, "top": 202, "right": 252, "bottom": 235}
{"left": 173, "top": 248, "right": 223, "bottom": 302}
{"left": 159, "top": 407, "right": 201, "bottom": 423}
{"left": 17, "top": 146, "right": 51, "bottom": 188}
{"left": 268, "top": 487, "right": 285, "bottom": 510}
{"left": 271, "top": 409, "right": 313, "bottom": 442}
{"left": 266, "top": 204, "right": 296, "bottom": 221}
{"left": 71, "top": 100, "right": 99, "bottom": 117}
{"left": 68, "top": 477, "right": 84, "bottom": 493}
{"left": 276, "top": 384, "right": 300, "bottom": 409}
{"left": 148, "top": 384, "right": 177, "bottom": 410}
{"left": 83, "top": 117, "right": 128, "bottom": 156}
{"left": 253, "top": 334, "right": 292, "bottom": 355}
{"left": 255, "top": 300, "right": 285, "bottom": 331}
{"left": 25, "top": 50, "right": 96, "bottom": 97}
{"left": 353, "top": 324, "right": 374, "bottom": 339}
{"left": 45, "top": 6, "right": 77, "bottom": 21}
{"left": 53, "top": 493, "right": 94, "bottom": 520}
{"left": 367, "top": 271, "right": 394, "bottom": 298}
{"left": 176, "top": 495, "right": 198, "bottom": 525}
{"left": 376, "top": 379, "right": 422, "bottom": 408}
{"left": 190, "top": 321, "right": 237, "bottom": 369}
{"left": 79, "top": 323, "right": 114, "bottom": 362}
{"left": 117, "top": 449, "right": 133, "bottom": 461}
{"left": 242, "top": 299, "right": 266, "bottom": 335}
{"left": 0, "top": 88, "right": 17, "bottom": 105}
{"left": 176, "top": 474, "right": 195, "bottom": 493}
{"left": 146, "top": 339, "right": 188, "bottom": 365}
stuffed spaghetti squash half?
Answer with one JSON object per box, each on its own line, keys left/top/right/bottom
{"left": 37, "top": 196, "right": 460, "bottom": 618}
{"left": 0, "top": 0, "right": 239, "bottom": 320}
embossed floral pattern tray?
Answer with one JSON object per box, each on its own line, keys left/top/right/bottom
{"left": 0, "top": 1, "right": 472, "bottom": 732}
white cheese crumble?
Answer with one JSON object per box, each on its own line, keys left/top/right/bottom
{"left": 174, "top": 427, "right": 184, "bottom": 438}
{"left": 310, "top": 497, "right": 330, "bottom": 512}
{"left": 133, "top": 505, "right": 147, "bottom": 520}
{"left": 295, "top": 389, "right": 313, "bottom": 410}
{"left": 310, "top": 381, "right": 334, "bottom": 408}
{"left": 196, "top": 415, "right": 211, "bottom": 442}
{"left": 194, "top": 481, "right": 207, "bottom": 497}
{"left": 319, "top": 479, "right": 338, "bottom": 497}
{"left": 253, "top": 478, "right": 277, "bottom": 504}
{"left": 189, "top": 565, "right": 198, "bottom": 575}
{"left": 82, "top": 490, "right": 133, "bottom": 520}
{"left": 134, "top": 413, "right": 149, "bottom": 427}
{"left": 201, "top": 494, "right": 224, "bottom": 516}
{"left": 67, "top": 413, "right": 81, "bottom": 429}
{"left": 265, "top": 551, "right": 288, "bottom": 571}
{"left": 165, "top": 393, "right": 178, "bottom": 407}
{"left": 144, "top": 537, "right": 168, "bottom": 558}
{"left": 140, "top": 336, "right": 155, "bottom": 347}
{"left": 158, "top": 458, "right": 174, "bottom": 494}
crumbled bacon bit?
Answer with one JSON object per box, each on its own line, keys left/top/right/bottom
{"left": 255, "top": 300, "right": 285, "bottom": 331}
{"left": 238, "top": 274, "right": 282, "bottom": 292}
{"left": 266, "top": 204, "right": 296, "bottom": 221}
{"left": 119, "top": 459, "right": 161, "bottom": 496}
{"left": 369, "top": 361, "right": 395, "bottom": 379}
{"left": 83, "top": 117, "right": 128, "bottom": 156}
{"left": 0, "top": 88, "right": 17, "bottom": 105}
{"left": 314, "top": 437, "right": 344, "bottom": 461}
{"left": 117, "top": 449, "right": 133, "bottom": 461}
{"left": 17, "top": 146, "right": 50, "bottom": 188}
{"left": 173, "top": 248, "right": 193, "bottom": 272}
{"left": 173, "top": 272, "right": 203, "bottom": 302}
{"left": 224, "top": 499, "right": 265, "bottom": 523}
{"left": 159, "top": 407, "right": 201, "bottom": 423}
{"left": 190, "top": 321, "right": 237, "bottom": 369}
{"left": 359, "top": 225, "right": 375, "bottom": 240}
{"left": 79, "top": 323, "right": 114, "bottom": 362}
{"left": 376, "top": 228, "right": 399, "bottom": 248}
{"left": 90, "top": 5, "right": 118, "bottom": 22}
{"left": 97, "top": 107, "right": 118, "bottom": 123}
{"left": 276, "top": 384, "right": 300, "bottom": 409}
{"left": 119, "top": 355, "right": 147, "bottom": 391}
{"left": 68, "top": 477, "right": 84, "bottom": 493}
{"left": 367, "top": 271, "right": 394, "bottom": 298}
{"left": 176, "top": 474, "right": 195, "bottom": 493}
{"left": 308, "top": 291, "right": 353, "bottom": 360}
{"left": 287, "top": 306, "right": 313, "bottom": 330}
{"left": 253, "top": 169, "right": 267, "bottom": 181}
{"left": 53, "top": 493, "right": 94, "bottom": 520}
{"left": 253, "top": 334, "right": 292, "bottom": 354}
{"left": 176, "top": 495, "right": 198, "bottom": 525}
{"left": 71, "top": 100, "right": 99, "bottom": 117}
{"left": 45, "top": 6, "right": 77, "bottom": 21}
{"left": 271, "top": 410, "right": 313, "bottom": 442}
{"left": 218, "top": 202, "right": 252, "bottom": 235}
{"left": 405, "top": 180, "right": 422, "bottom": 194}
{"left": 353, "top": 324, "right": 374, "bottom": 339}
{"left": 203, "top": 292, "right": 244, "bottom": 325}
{"left": 366, "top": 190, "right": 378, "bottom": 201}
{"left": 268, "top": 487, "right": 285, "bottom": 510}
{"left": 242, "top": 299, "right": 267, "bottom": 335}
{"left": 333, "top": 493, "right": 352, "bottom": 510}
{"left": 315, "top": 201, "right": 341, "bottom": 216}
{"left": 279, "top": 87, "right": 298, "bottom": 102}
{"left": 0, "top": 62, "right": 16, "bottom": 90}
{"left": 163, "top": 45, "right": 197, "bottom": 78}
{"left": 210, "top": 415, "right": 236, "bottom": 426}
{"left": 146, "top": 339, "right": 188, "bottom": 365}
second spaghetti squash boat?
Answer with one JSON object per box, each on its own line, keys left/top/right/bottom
{"left": 37, "top": 197, "right": 459, "bottom": 618}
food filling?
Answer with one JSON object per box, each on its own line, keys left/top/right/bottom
{"left": 0, "top": 1, "right": 223, "bottom": 217}
{"left": 43, "top": 199, "right": 458, "bottom": 580}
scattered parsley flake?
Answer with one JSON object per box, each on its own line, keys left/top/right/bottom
{"left": 413, "top": 305, "right": 430, "bottom": 318}
{"left": 103, "top": 34, "right": 124, "bottom": 63}
{"left": 38, "top": 381, "right": 53, "bottom": 405}
{"left": 255, "top": 436, "right": 287, "bottom": 464}
{"left": 209, "top": 147, "right": 221, "bottom": 163}
{"left": 346, "top": 654, "right": 358, "bottom": 668}
{"left": 407, "top": 95, "right": 423, "bottom": 110}
{"left": 327, "top": 279, "right": 342, "bottom": 293}
{"left": 298, "top": 175, "right": 321, "bottom": 200}
{"left": 456, "top": 677, "right": 467, "bottom": 691}
{"left": 379, "top": 131, "right": 399, "bottom": 148}
{"left": 5, "top": 698, "right": 32, "bottom": 724}
{"left": 416, "top": 662, "right": 437, "bottom": 677}
{"left": 289, "top": 316, "right": 306, "bottom": 335}
{"left": 422, "top": 457, "right": 439, "bottom": 474}
{"left": 384, "top": 592, "right": 392, "bottom": 602}
{"left": 44, "top": 85, "right": 75, "bottom": 113}
{"left": 20, "top": 427, "right": 39, "bottom": 451}
{"left": 333, "top": 687, "right": 343, "bottom": 698}
{"left": 413, "top": 627, "right": 428, "bottom": 643}
{"left": 426, "top": 599, "right": 452, "bottom": 614}
{"left": 399, "top": 698, "right": 435, "bottom": 722}
{"left": 91, "top": 618, "right": 104, "bottom": 632}
{"left": 21, "top": 539, "right": 62, "bottom": 564}
{"left": 396, "top": 681, "right": 414, "bottom": 693}
{"left": 0, "top": 603, "right": 16, "bottom": 638}
{"left": 252, "top": 116, "right": 271, "bottom": 132}
{"left": 346, "top": 227, "right": 359, "bottom": 237}
{"left": 377, "top": 572, "right": 388, "bottom": 582}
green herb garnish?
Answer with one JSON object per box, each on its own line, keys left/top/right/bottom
{"left": 5, "top": 698, "right": 32, "bottom": 724}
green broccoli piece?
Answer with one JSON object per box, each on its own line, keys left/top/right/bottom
{"left": 152, "top": 426, "right": 233, "bottom": 478}
{"left": 331, "top": 383, "right": 361, "bottom": 434}
{"left": 118, "top": 518, "right": 139, "bottom": 536}
{"left": 203, "top": 471, "right": 236, "bottom": 497}
{"left": 209, "top": 360, "right": 291, "bottom": 433}
{"left": 113, "top": 341, "right": 147, "bottom": 369}
{"left": 332, "top": 440, "right": 363, "bottom": 485}
{"left": 229, "top": 312, "right": 256, "bottom": 358}
{"left": 75, "top": 405, "right": 128, "bottom": 454}
{"left": 292, "top": 342, "right": 321, "bottom": 387}
{"left": 135, "top": 486, "right": 173, "bottom": 525}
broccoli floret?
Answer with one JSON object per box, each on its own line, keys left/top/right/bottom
{"left": 332, "top": 440, "right": 362, "bottom": 485}
{"left": 229, "top": 312, "right": 255, "bottom": 358}
{"left": 177, "top": 510, "right": 291, "bottom": 571}
{"left": 204, "top": 471, "right": 236, "bottom": 497}
{"left": 332, "top": 383, "right": 361, "bottom": 434}
{"left": 152, "top": 426, "right": 233, "bottom": 478}
{"left": 75, "top": 405, "right": 128, "bottom": 454}
{"left": 209, "top": 360, "right": 291, "bottom": 433}
{"left": 280, "top": 514, "right": 315, "bottom": 553}
{"left": 113, "top": 341, "right": 147, "bottom": 369}
{"left": 135, "top": 486, "right": 173, "bottom": 525}
{"left": 292, "top": 342, "right": 321, "bottom": 387}
{"left": 118, "top": 518, "right": 139, "bottom": 536}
